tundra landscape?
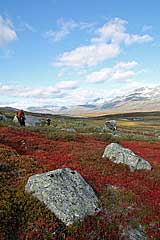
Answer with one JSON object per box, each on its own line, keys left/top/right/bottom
{"left": 0, "top": 109, "right": 160, "bottom": 239}
{"left": 1, "top": 1, "right": 160, "bottom": 239}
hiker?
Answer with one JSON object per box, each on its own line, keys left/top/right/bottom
{"left": 46, "top": 118, "right": 51, "bottom": 126}
{"left": 17, "top": 110, "right": 26, "bottom": 127}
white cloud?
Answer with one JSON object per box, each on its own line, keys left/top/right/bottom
{"left": 56, "top": 88, "right": 102, "bottom": 105}
{"left": 46, "top": 18, "right": 77, "bottom": 42}
{"left": 0, "top": 83, "right": 99, "bottom": 107}
{"left": 0, "top": 80, "right": 79, "bottom": 99}
{"left": 54, "top": 18, "right": 152, "bottom": 68}
{"left": 115, "top": 61, "right": 138, "bottom": 70}
{"left": 125, "top": 34, "right": 153, "bottom": 45}
{"left": 45, "top": 18, "right": 96, "bottom": 42}
{"left": 55, "top": 80, "right": 78, "bottom": 90}
{"left": 87, "top": 61, "right": 138, "bottom": 83}
{"left": 91, "top": 18, "right": 127, "bottom": 44}
{"left": 0, "top": 16, "right": 17, "bottom": 46}
{"left": 79, "top": 21, "right": 96, "bottom": 31}
{"left": 111, "top": 70, "right": 135, "bottom": 81}
{"left": 0, "top": 84, "right": 61, "bottom": 98}
{"left": 55, "top": 43, "right": 120, "bottom": 67}
{"left": 87, "top": 68, "right": 112, "bottom": 83}
{"left": 91, "top": 17, "right": 153, "bottom": 45}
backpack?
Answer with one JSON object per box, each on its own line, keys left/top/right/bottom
{"left": 17, "top": 111, "right": 22, "bottom": 119}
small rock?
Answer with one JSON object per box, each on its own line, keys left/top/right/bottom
{"left": 61, "top": 128, "right": 76, "bottom": 133}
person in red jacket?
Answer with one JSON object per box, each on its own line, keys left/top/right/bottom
{"left": 17, "top": 110, "right": 26, "bottom": 127}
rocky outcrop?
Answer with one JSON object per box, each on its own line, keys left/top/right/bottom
{"left": 25, "top": 168, "right": 100, "bottom": 225}
{"left": 102, "top": 143, "right": 152, "bottom": 171}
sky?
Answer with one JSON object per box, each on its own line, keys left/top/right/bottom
{"left": 0, "top": 0, "right": 160, "bottom": 109}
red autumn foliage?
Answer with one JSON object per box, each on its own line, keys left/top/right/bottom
{"left": 0, "top": 126, "right": 160, "bottom": 239}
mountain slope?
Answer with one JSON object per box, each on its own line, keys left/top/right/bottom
{"left": 22, "top": 85, "right": 160, "bottom": 116}
{"left": 58, "top": 86, "right": 160, "bottom": 116}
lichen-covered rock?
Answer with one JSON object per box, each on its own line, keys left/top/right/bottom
{"left": 25, "top": 168, "right": 100, "bottom": 225}
{"left": 102, "top": 143, "right": 152, "bottom": 171}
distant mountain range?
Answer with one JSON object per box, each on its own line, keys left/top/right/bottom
{"left": 1, "top": 86, "right": 160, "bottom": 117}
{"left": 26, "top": 86, "right": 160, "bottom": 116}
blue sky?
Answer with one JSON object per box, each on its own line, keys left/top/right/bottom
{"left": 0, "top": 0, "right": 160, "bottom": 109}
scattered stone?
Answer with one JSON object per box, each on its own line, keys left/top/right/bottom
{"left": 25, "top": 168, "right": 100, "bottom": 225}
{"left": 105, "top": 120, "right": 117, "bottom": 131}
{"left": 102, "top": 143, "right": 152, "bottom": 171}
{"left": 61, "top": 128, "right": 76, "bottom": 133}
{"left": 120, "top": 224, "right": 148, "bottom": 240}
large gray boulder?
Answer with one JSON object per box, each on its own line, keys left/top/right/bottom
{"left": 25, "top": 168, "right": 100, "bottom": 225}
{"left": 25, "top": 115, "right": 41, "bottom": 126}
{"left": 102, "top": 143, "right": 152, "bottom": 171}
